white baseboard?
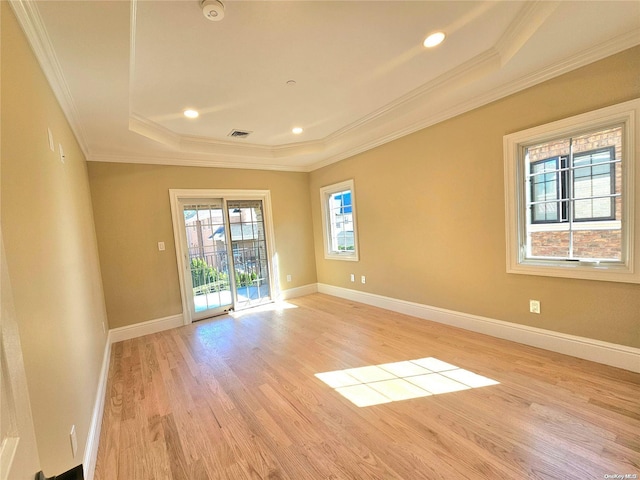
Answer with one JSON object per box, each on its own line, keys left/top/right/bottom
{"left": 83, "top": 337, "right": 111, "bottom": 480}
{"left": 317, "top": 283, "right": 640, "bottom": 373}
{"left": 108, "top": 314, "right": 184, "bottom": 344}
{"left": 277, "top": 283, "right": 318, "bottom": 300}
{"left": 83, "top": 313, "right": 185, "bottom": 479}
{"left": 83, "top": 286, "right": 637, "bottom": 478}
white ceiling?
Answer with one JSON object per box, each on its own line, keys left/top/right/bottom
{"left": 11, "top": 0, "right": 640, "bottom": 171}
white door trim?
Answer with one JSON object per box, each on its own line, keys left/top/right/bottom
{"left": 169, "top": 189, "right": 278, "bottom": 325}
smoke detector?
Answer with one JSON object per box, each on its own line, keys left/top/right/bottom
{"left": 201, "top": 0, "right": 225, "bottom": 21}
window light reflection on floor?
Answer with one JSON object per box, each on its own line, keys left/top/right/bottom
{"left": 315, "top": 357, "right": 499, "bottom": 407}
{"left": 229, "top": 301, "right": 298, "bottom": 318}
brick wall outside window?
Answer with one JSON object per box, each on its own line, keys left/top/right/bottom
{"left": 528, "top": 128, "right": 622, "bottom": 259}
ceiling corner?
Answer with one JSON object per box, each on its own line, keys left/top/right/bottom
{"left": 494, "top": 1, "right": 559, "bottom": 66}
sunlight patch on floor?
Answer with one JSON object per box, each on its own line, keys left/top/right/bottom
{"left": 315, "top": 357, "right": 499, "bottom": 407}
{"left": 229, "top": 301, "right": 298, "bottom": 318}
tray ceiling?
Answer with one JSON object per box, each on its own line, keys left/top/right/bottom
{"left": 10, "top": 0, "right": 640, "bottom": 171}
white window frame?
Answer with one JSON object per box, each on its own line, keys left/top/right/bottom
{"left": 320, "top": 179, "right": 359, "bottom": 261}
{"left": 503, "top": 99, "right": 639, "bottom": 284}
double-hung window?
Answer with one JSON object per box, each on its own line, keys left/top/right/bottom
{"left": 320, "top": 179, "right": 359, "bottom": 261}
{"left": 504, "top": 99, "right": 639, "bottom": 283}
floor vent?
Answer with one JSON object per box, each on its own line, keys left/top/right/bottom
{"left": 228, "top": 129, "right": 252, "bottom": 138}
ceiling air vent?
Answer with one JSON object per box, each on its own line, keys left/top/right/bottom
{"left": 228, "top": 129, "right": 252, "bottom": 139}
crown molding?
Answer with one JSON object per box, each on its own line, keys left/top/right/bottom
{"left": 494, "top": 1, "right": 559, "bottom": 66}
{"left": 9, "top": 0, "right": 91, "bottom": 159}
{"left": 87, "top": 152, "right": 310, "bottom": 172}
{"left": 126, "top": 47, "right": 502, "bottom": 169}
{"left": 323, "top": 0, "right": 559, "bottom": 145}
{"left": 12, "top": 0, "right": 640, "bottom": 173}
{"left": 123, "top": 1, "right": 553, "bottom": 165}
{"left": 325, "top": 48, "right": 503, "bottom": 144}
{"left": 308, "top": 28, "right": 640, "bottom": 171}
{"left": 128, "top": 114, "right": 182, "bottom": 150}
{"left": 128, "top": 113, "right": 327, "bottom": 161}
{"left": 127, "top": 26, "right": 639, "bottom": 173}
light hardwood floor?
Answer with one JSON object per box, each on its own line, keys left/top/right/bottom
{"left": 94, "top": 294, "right": 639, "bottom": 479}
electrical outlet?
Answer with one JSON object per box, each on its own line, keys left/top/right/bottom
{"left": 286, "top": 274, "right": 292, "bottom": 282}
{"left": 350, "top": 274, "right": 355, "bottom": 282}
{"left": 70, "top": 425, "right": 78, "bottom": 457}
{"left": 361, "top": 275, "right": 366, "bottom": 284}
{"left": 157, "top": 241, "right": 165, "bottom": 251}
{"left": 529, "top": 300, "right": 541, "bottom": 314}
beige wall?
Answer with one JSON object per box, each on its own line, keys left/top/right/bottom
{"left": 87, "top": 162, "right": 317, "bottom": 329}
{"left": 310, "top": 46, "right": 640, "bottom": 348}
{"left": 1, "top": 3, "right": 108, "bottom": 476}
{"left": 3, "top": 1, "right": 637, "bottom": 475}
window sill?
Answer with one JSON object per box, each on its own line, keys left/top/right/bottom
{"left": 324, "top": 252, "right": 359, "bottom": 262}
{"left": 507, "top": 259, "right": 638, "bottom": 284}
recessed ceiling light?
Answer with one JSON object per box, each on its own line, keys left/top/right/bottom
{"left": 423, "top": 32, "right": 446, "bottom": 48}
{"left": 286, "top": 80, "right": 297, "bottom": 86}
{"left": 292, "top": 127, "right": 303, "bottom": 135}
{"left": 183, "top": 109, "right": 199, "bottom": 119}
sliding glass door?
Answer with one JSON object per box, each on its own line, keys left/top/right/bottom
{"left": 173, "top": 192, "right": 273, "bottom": 322}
